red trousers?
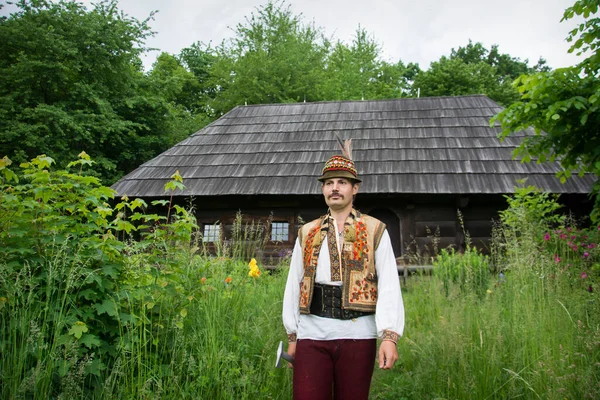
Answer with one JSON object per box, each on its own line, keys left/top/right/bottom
{"left": 293, "top": 339, "right": 377, "bottom": 400}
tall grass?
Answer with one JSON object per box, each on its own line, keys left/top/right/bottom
{"left": 102, "top": 256, "right": 291, "bottom": 399}
{"left": 371, "top": 187, "right": 600, "bottom": 399}
{"left": 1, "top": 158, "right": 599, "bottom": 399}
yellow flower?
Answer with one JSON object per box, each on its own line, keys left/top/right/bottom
{"left": 248, "top": 258, "right": 261, "bottom": 278}
{"left": 248, "top": 266, "right": 261, "bottom": 278}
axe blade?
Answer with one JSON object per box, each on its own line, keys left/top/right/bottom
{"left": 275, "top": 340, "right": 294, "bottom": 368}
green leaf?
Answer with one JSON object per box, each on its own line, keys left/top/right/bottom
{"left": 80, "top": 333, "right": 101, "bottom": 349}
{"left": 165, "top": 180, "right": 186, "bottom": 192}
{"left": 94, "top": 299, "right": 118, "bottom": 317}
{"left": 68, "top": 321, "right": 89, "bottom": 339}
{"left": 581, "top": 113, "right": 589, "bottom": 125}
{"left": 130, "top": 198, "right": 147, "bottom": 211}
{"left": 102, "top": 264, "right": 120, "bottom": 279}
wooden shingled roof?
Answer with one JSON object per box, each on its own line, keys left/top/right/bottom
{"left": 111, "top": 95, "right": 595, "bottom": 197}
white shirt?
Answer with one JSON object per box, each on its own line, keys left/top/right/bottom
{"left": 282, "top": 228, "right": 405, "bottom": 340}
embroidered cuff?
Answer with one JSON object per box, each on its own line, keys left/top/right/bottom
{"left": 287, "top": 333, "right": 297, "bottom": 343}
{"left": 381, "top": 330, "right": 400, "bottom": 344}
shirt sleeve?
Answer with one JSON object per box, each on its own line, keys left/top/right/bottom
{"left": 374, "top": 229, "right": 405, "bottom": 341}
{"left": 282, "top": 238, "right": 303, "bottom": 342}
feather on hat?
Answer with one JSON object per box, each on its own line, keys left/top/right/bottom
{"left": 317, "top": 133, "right": 361, "bottom": 182}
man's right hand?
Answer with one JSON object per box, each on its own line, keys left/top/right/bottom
{"left": 287, "top": 342, "right": 297, "bottom": 369}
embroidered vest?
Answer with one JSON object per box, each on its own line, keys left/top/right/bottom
{"left": 297, "top": 210, "right": 386, "bottom": 314}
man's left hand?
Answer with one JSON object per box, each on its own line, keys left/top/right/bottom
{"left": 378, "top": 340, "right": 398, "bottom": 369}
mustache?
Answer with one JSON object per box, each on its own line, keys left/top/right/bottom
{"left": 328, "top": 192, "right": 343, "bottom": 199}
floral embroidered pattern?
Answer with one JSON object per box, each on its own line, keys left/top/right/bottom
{"left": 299, "top": 211, "right": 385, "bottom": 314}
{"left": 353, "top": 220, "right": 369, "bottom": 260}
{"left": 381, "top": 330, "right": 400, "bottom": 344}
{"left": 327, "top": 221, "right": 342, "bottom": 281}
{"left": 349, "top": 278, "right": 377, "bottom": 303}
{"left": 303, "top": 224, "right": 321, "bottom": 267}
{"left": 287, "top": 333, "right": 297, "bottom": 342}
{"left": 299, "top": 279, "right": 310, "bottom": 308}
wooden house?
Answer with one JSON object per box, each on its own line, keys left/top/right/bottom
{"left": 111, "top": 95, "right": 595, "bottom": 264}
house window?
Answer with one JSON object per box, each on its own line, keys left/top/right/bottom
{"left": 271, "top": 222, "right": 289, "bottom": 242}
{"left": 202, "top": 223, "right": 221, "bottom": 243}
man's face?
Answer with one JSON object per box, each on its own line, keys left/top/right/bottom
{"left": 321, "top": 177, "right": 359, "bottom": 211}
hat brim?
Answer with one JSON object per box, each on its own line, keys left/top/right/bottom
{"left": 317, "top": 170, "right": 362, "bottom": 183}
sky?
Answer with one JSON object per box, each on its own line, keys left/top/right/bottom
{"left": 2, "top": 0, "right": 585, "bottom": 71}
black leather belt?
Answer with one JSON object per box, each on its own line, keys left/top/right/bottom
{"left": 309, "top": 283, "right": 374, "bottom": 320}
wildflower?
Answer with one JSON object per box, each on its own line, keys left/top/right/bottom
{"left": 248, "top": 258, "right": 261, "bottom": 278}
{"left": 554, "top": 254, "right": 561, "bottom": 264}
{"left": 560, "top": 233, "right": 568, "bottom": 239}
{"left": 588, "top": 243, "right": 596, "bottom": 249}
{"left": 580, "top": 271, "right": 588, "bottom": 279}
{"left": 225, "top": 276, "right": 232, "bottom": 284}
{"left": 201, "top": 277, "right": 207, "bottom": 284}
{"left": 588, "top": 285, "right": 594, "bottom": 293}
{"left": 543, "top": 232, "right": 551, "bottom": 241}
{"left": 486, "top": 289, "right": 492, "bottom": 294}
{"left": 584, "top": 251, "right": 590, "bottom": 259}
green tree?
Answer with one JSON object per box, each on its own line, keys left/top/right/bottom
{"left": 178, "top": 41, "right": 220, "bottom": 104}
{"left": 493, "top": 0, "right": 600, "bottom": 218}
{"left": 320, "top": 27, "right": 419, "bottom": 100}
{"left": 414, "top": 41, "right": 547, "bottom": 105}
{"left": 147, "top": 52, "right": 211, "bottom": 140}
{"left": 205, "top": 0, "right": 330, "bottom": 115}
{"left": 0, "top": 0, "right": 177, "bottom": 183}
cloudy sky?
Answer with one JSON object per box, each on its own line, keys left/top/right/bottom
{"left": 3, "top": 0, "right": 585, "bottom": 71}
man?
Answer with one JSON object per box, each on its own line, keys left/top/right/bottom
{"left": 282, "top": 139, "right": 405, "bottom": 400}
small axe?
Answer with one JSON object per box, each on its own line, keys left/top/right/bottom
{"left": 275, "top": 341, "right": 295, "bottom": 368}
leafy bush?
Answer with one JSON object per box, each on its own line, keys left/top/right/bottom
{"left": 1, "top": 154, "right": 129, "bottom": 396}
{"left": 373, "top": 186, "right": 600, "bottom": 400}
{"left": 434, "top": 247, "right": 492, "bottom": 298}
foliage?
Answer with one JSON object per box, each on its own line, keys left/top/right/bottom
{"left": 180, "top": 1, "right": 421, "bottom": 116}
{"left": 0, "top": 0, "right": 197, "bottom": 184}
{"left": 372, "top": 187, "right": 599, "bottom": 400}
{"left": 434, "top": 247, "right": 491, "bottom": 299}
{"left": 2, "top": 155, "right": 600, "bottom": 399}
{"left": 229, "top": 210, "right": 272, "bottom": 261}
{"left": 413, "top": 40, "right": 548, "bottom": 105}
{"left": 148, "top": 52, "right": 213, "bottom": 139}
{"left": 500, "top": 184, "right": 565, "bottom": 230}
{"left": 493, "top": 0, "right": 600, "bottom": 220}
{"left": 0, "top": 153, "right": 202, "bottom": 396}
{"left": 204, "top": 0, "right": 329, "bottom": 115}
{"left": 320, "top": 27, "right": 420, "bottom": 100}
{"left": 0, "top": 153, "right": 126, "bottom": 395}
{"left": 492, "top": 185, "right": 565, "bottom": 276}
